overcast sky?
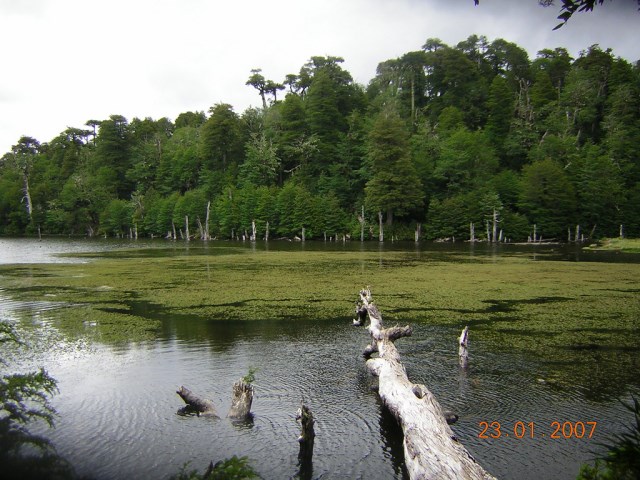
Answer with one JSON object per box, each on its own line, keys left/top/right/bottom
{"left": 0, "top": 0, "right": 638, "bottom": 154}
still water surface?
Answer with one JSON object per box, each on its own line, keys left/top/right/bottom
{"left": 1, "top": 238, "right": 638, "bottom": 479}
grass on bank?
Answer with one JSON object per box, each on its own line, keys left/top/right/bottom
{"left": 584, "top": 238, "right": 640, "bottom": 253}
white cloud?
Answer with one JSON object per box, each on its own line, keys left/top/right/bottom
{"left": 0, "top": 0, "right": 638, "bottom": 153}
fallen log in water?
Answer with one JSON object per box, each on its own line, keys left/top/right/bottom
{"left": 176, "top": 386, "right": 218, "bottom": 417}
{"left": 355, "top": 288, "right": 496, "bottom": 480}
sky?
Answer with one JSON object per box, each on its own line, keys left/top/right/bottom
{"left": 0, "top": 0, "right": 638, "bottom": 154}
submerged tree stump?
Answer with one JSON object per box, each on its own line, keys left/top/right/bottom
{"left": 355, "top": 288, "right": 496, "bottom": 480}
{"left": 176, "top": 386, "right": 218, "bottom": 417}
{"left": 227, "top": 379, "right": 254, "bottom": 419}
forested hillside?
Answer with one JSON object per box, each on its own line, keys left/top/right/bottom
{"left": 1, "top": 36, "right": 639, "bottom": 242}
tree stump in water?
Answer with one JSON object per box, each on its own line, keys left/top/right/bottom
{"left": 176, "top": 386, "right": 218, "bottom": 417}
{"left": 296, "top": 404, "right": 315, "bottom": 463}
{"left": 227, "top": 379, "right": 254, "bottom": 419}
{"left": 355, "top": 288, "right": 496, "bottom": 480}
{"left": 296, "top": 404, "right": 315, "bottom": 480}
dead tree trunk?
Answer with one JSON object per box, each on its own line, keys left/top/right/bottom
{"left": 22, "top": 174, "right": 33, "bottom": 219}
{"left": 296, "top": 404, "right": 315, "bottom": 466}
{"left": 227, "top": 379, "right": 254, "bottom": 419}
{"left": 204, "top": 201, "right": 211, "bottom": 241}
{"left": 176, "top": 386, "right": 218, "bottom": 417}
{"left": 360, "top": 205, "right": 365, "bottom": 242}
{"left": 355, "top": 289, "right": 495, "bottom": 480}
{"left": 459, "top": 326, "right": 469, "bottom": 369}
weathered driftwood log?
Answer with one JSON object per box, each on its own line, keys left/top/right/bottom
{"left": 227, "top": 379, "right": 254, "bottom": 419}
{"left": 459, "top": 325, "right": 469, "bottom": 369}
{"left": 356, "top": 288, "right": 495, "bottom": 480}
{"left": 296, "top": 404, "right": 315, "bottom": 465}
{"left": 176, "top": 386, "right": 218, "bottom": 417}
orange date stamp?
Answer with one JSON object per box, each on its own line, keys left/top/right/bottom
{"left": 478, "top": 421, "right": 597, "bottom": 439}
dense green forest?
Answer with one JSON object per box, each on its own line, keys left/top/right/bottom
{"left": 1, "top": 35, "right": 639, "bottom": 242}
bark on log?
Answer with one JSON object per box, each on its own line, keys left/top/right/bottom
{"left": 176, "top": 386, "right": 218, "bottom": 417}
{"left": 356, "top": 289, "right": 496, "bottom": 480}
{"left": 227, "top": 379, "right": 254, "bottom": 419}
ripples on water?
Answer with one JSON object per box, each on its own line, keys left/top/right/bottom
{"left": 12, "top": 319, "right": 632, "bottom": 480}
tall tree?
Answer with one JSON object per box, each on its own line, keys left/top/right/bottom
{"left": 200, "top": 103, "right": 243, "bottom": 174}
{"left": 365, "top": 106, "right": 423, "bottom": 225}
{"left": 485, "top": 75, "right": 514, "bottom": 156}
{"left": 94, "top": 115, "right": 133, "bottom": 199}
{"left": 246, "top": 69, "right": 268, "bottom": 109}
{"left": 6, "top": 136, "right": 40, "bottom": 223}
{"left": 519, "top": 158, "right": 577, "bottom": 238}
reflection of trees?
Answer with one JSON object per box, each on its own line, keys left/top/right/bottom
{"left": 0, "top": 321, "right": 76, "bottom": 480}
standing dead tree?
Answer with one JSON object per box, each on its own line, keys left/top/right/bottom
{"left": 459, "top": 326, "right": 469, "bottom": 369}
{"left": 354, "top": 288, "right": 495, "bottom": 480}
{"left": 296, "top": 404, "right": 315, "bottom": 464}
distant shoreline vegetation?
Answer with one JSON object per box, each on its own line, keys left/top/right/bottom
{"left": 1, "top": 37, "right": 639, "bottom": 243}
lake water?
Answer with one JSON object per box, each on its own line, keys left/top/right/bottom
{"left": 1, "top": 238, "right": 638, "bottom": 480}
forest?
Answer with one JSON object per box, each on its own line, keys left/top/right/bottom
{"left": 1, "top": 35, "right": 639, "bottom": 242}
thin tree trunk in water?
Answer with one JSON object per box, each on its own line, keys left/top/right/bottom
{"left": 361, "top": 205, "right": 365, "bottom": 242}
{"left": 265, "top": 222, "right": 270, "bottom": 241}
{"left": 355, "top": 289, "right": 495, "bottom": 480}
{"left": 205, "top": 201, "right": 211, "bottom": 241}
{"left": 301, "top": 227, "right": 306, "bottom": 242}
{"left": 492, "top": 210, "right": 498, "bottom": 244}
{"left": 378, "top": 211, "right": 384, "bottom": 242}
{"left": 470, "top": 222, "right": 475, "bottom": 242}
{"left": 172, "top": 222, "right": 177, "bottom": 240}
{"left": 459, "top": 326, "right": 469, "bottom": 369}
{"left": 251, "top": 220, "right": 256, "bottom": 241}
{"left": 185, "top": 215, "right": 190, "bottom": 241}
{"left": 296, "top": 404, "right": 315, "bottom": 469}
{"left": 620, "top": 224, "right": 624, "bottom": 238}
